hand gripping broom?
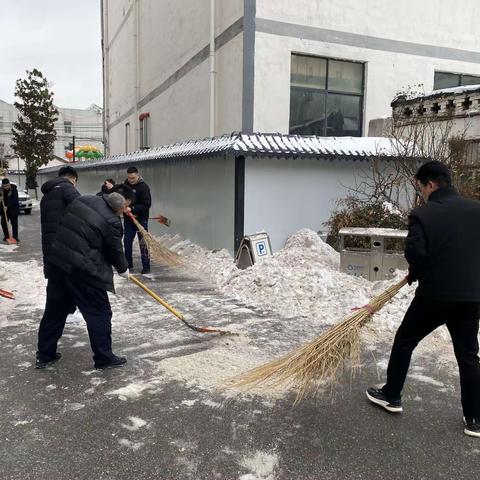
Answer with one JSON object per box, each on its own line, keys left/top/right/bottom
{"left": 228, "top": 276, "right": 408, "bottom": 403}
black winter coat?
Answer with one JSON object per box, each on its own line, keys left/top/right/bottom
{"left": 1, "top": 184, "right": 19, "bottom": 216}
{"left": 405, "top": 187, "right": 480, "bottom": 302}
{"left": 123, "top": 178, "right": 151, "bottom": 223}
{"left": 40, "top": 177, "right": 80, "bottom": 277}
{"left": 49, "top": 195, "right": 128, "bottom": 292}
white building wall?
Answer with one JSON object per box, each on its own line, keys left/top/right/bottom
{"left": 104, "top": 0, "right": 244, "bottom": 155}
{"left": 0, "top": 100, "right": 103, "bottom": 162}
{"left": 243, "top": 157, "right": 373, "bottom": 251}
{"left": 253, "top": 0, "right": 480, "bottom": 134}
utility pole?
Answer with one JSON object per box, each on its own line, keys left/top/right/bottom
{"left": 72, "top": 135, "right": 75, "bottom": 162}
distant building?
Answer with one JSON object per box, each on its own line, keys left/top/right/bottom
{"left": 0, "top": 99, "right": 103, "bottom": 162}
{"left": 101, "top": 0, "right": 480, "bottom": 155}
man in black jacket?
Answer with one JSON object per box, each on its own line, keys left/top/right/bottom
{"left": 1, "top": 178, "right": 20, "bottom": 242}
{"left": 40, "top": 166, "right": 80, "bottom": 277}
{"left": 366, "top": 161, "right": 480, "bottom": 438}
{"left": 36, "top": 192, "right": 130, "bottom": 370}
{"left": 123, "top": 166, "right": 151, "bottom": 274}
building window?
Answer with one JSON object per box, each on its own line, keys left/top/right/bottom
{"left": 434, "top": 71, "right": 480, "bottom": 90}
{"left": 139, "top": 113, "right": 149, "bottom": 149}
{"left": 289, "top": 54, "right": 364, "bottom": 137}
{"left": 64, "top": 121, "right": 72, "bottom": 134}
{"left": 125, "top": 122, "right": 130, "bottom": 153}
{"left": 0, "top": 116, "right": 3, "bottom": 130}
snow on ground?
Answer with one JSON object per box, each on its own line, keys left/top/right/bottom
{"left": 0, "top": 228, "right": 456, "bottom": 399}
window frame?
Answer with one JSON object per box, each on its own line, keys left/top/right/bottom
{"left": 434, "top": 71, "right": 480, "bottom": 90}
{"left": 64, "top": 120, "right": 72, "bottom": 134}
{"left": 289, "top": 53, "right": 365, "bottom": 137}
{"left": 139, "top": 113, "right": 149, "bottom": 149}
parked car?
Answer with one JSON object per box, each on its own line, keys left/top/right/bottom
{"left": 18, "top": 189, "right": 32, "bottom": 214}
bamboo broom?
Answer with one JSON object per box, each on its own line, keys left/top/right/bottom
{"left": 228, "top": 277, "right": 408, "bottom": 403}
{"left": 125, "top": 211, "right": 187, "bottom": 268}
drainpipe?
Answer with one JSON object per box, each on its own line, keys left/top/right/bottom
{"left": 134, "top": 0, "right": 141, "bottom": 149}
{"left": 209, "top": 0, "right": 216, "bottom": 137}
{"left": 101, "top": 0, "right": 110, "bottom": 156}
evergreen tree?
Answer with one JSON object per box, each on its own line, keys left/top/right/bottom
{"left": 12, "top": 69, "right": 58, "bottom": 192}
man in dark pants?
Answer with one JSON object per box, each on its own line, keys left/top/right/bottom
{"left": 123, "top": 166, "right": 151, "bottom": 274}
{"left": 366, "top": 161, "right": 480, "bottom": 438}
{"left": 36, "top": 192, "right": 130, "bottom": 369}
{"left": 1, "top": 178, "right": 20, "bottom": 242}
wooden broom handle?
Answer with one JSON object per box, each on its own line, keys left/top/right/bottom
{"left": 129, "top": 274, "right": 185, "bottom": 320}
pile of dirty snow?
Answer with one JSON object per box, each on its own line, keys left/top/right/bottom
{"left": 159, "top": 229, "right": 451, "bottom": 350}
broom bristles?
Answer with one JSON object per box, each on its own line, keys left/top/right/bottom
{"left": 130, "top": 216, "right": 187, "bottom": 268}
{"left": 228, "top": 277, "right": 408, "bottom": 403}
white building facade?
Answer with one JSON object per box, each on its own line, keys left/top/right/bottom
{"left": 102, "top": 0, "right": 480, "bottom": 155}
{"left": 0, "top": 100, "right": 103, "bottom": 161}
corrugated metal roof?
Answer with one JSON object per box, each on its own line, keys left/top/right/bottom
{"left": 39, "top": 133, "right": 416, "bottom": 173}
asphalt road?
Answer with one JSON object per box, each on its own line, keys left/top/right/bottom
{"left": 0, "top": 209, "right": 479, "bottom": 480}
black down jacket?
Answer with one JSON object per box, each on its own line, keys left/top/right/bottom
{"left": 405, "top": 187, "right": 480, "bottom": 302}
{"left": 48, "top": 195, "right": 128, "bottom": 292}
{"left": 40, "top": 177, "right": 80, "bottom": 277}
{"left": 123, "top": 178, "right": 151, "bottom": 223}
{"left": 1, "top": 184, "right": 20, "bottom": 216}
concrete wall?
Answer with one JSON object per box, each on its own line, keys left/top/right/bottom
{"left": 243, "top": 156, "right": 372, "bottom": 251}
{"left": 38, "top": 155, "right": 236, "bottom": 253}
{"left": 104, "top": 0, "right": 244, "bottom": 155}
{"left": 253, "top": 0, "right": 480, "bottom": 134}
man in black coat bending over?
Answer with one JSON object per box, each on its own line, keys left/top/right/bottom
{"left": 36, "top": 192, "right": 130, "bottom": 370}
{"left": 367, "top": 161, "right": 480, "bottom": 438}
{"left": 123, "top": 166, "right": 151, "bottom": 274}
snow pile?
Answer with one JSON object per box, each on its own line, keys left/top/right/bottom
{"left": 159, "top": 229, "right": 451, "bottom": 349}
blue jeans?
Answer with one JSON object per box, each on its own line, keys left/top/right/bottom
{"left": 124, "top": 218, "right": 150, "bottom": 270}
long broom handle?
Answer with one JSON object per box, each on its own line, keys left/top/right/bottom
{"left": 129, "top": 274, "right": 186, "bottom": 320}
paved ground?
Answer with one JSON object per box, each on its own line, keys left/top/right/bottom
{"left": 1, "top": 209, "right": 479, "bottom": 480}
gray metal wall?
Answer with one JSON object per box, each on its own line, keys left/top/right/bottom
{"left": 38, "top": 155, "right": 236, "bottom": 253}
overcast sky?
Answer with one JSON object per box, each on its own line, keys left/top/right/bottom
{"left": 1, "top": 0, "right": 102, "bottom": 109}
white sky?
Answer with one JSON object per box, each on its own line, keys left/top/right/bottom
{"left": 0, "top": 0, "right": 102, "bottom": 109}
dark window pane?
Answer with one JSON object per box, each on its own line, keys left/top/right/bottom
{"left": 328, "top": 60, "right": 363, "bottom": 93}
{"left": 326, "top": 94, "right": 361, "bottom": 136}
{"left": 291, "top": 55, "right": 327, "bottom": 89}
{"left": 434, "top": 72, "right": 460, "bottom": 90}
{"left": 461, "top": 74, "right": 480, "bottom": 86}
{"left": 289, "top": 87, "right": 326, "bottom": 135}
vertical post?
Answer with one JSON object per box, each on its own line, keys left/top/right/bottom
{"left": 234, "top": 155, "right": 245, "bottom": 253}
{"left": 17, "top": 157, "right": 20, "bottom": 188}
{"left": 72, "top": 135, "right": 75, "bottom": 162}
{"left": 209, "top": 0, "right": 216, "bottom": 137}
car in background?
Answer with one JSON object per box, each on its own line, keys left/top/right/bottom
{"left": 18, "top": 189, "right": 32, "bottom": 214}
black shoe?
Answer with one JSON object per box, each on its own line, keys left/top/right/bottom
{"left": 35, "top": 352, "right": 62, "bottom": 369}
{"left": 95, "top": 356, "right": 127, "bottom": 369}
{"left": 366, "top": 387, "right": 403, "bottom": 413}
{"left": 141, "top": 268, "right": 150, "bottom": 274}
{"left": 464, "top": 418, "right": 480, "bottom": 438}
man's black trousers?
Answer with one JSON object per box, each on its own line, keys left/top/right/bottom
{"left": 383, "top": 297, "right": 480, "bottom": 419}
{"left": 37, "top": 266, "right": 115, "bottom": 366}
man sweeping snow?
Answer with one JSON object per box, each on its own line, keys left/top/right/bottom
{"left": 36, "top": 192, "right": 130, "bottom": 370}
{"left": 366, "top": 161, "right": 480, "bottom": 438}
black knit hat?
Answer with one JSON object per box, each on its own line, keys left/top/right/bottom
{"left": 1, "top": 178, "right": 10, "bottom": 185}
